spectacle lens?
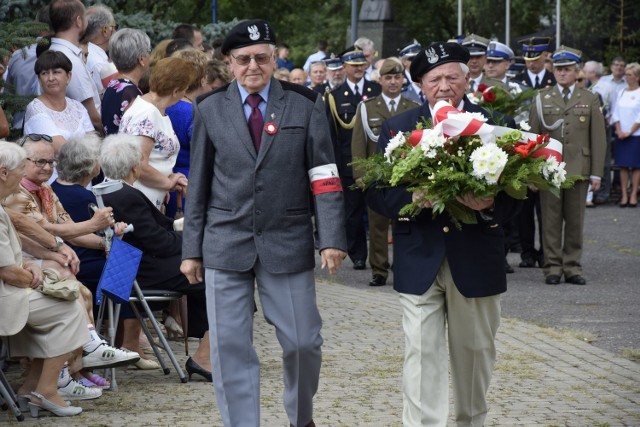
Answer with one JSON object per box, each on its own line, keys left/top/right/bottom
{"left": 27, "top": 158, "right": 55, "bottom": 167}
{"left": 232, "top": 53, "right": 271, "bottom": 66}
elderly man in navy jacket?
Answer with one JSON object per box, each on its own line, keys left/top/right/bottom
{"left": 366, "top": 42, "right": 520, "bottom": 427}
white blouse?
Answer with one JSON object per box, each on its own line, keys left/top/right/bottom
{"left": 611, "top": 87, "right": 640, "bottom": 136}
{"left": 24, "top": 97, "right": 94, "bottom": 140}
{"left": 118, "top": 96, "right": 180, "bottom": 210}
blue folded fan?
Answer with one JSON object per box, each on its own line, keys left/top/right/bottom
{"left": 96, "top": 238, "right": 143, "bottom": 305}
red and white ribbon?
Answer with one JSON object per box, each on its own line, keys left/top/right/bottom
{"left": 432, "top": 100, "right": 495, "bottom": 143}
{"left": 308, "top": 164, "right": 343, "bottom": 195}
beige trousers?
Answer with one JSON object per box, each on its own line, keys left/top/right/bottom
{"left": 398, "top": 259, "right": 501, "bottom": 427}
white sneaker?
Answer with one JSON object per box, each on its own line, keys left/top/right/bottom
{"left": 82, "top": 341, "right": 140, "bottom": 369}
{"left": 58, "top": 379, "right": 102, "bottom": 401}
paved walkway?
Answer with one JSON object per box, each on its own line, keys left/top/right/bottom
{"left": 2, "top": 280, "right": 639, "bottom": 426}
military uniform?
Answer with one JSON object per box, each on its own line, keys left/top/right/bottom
{"left": 528, "top": 47, "right": 606, "bottom": 283}
{"left": 513, "top": 37, "right": 557, "bottom": 268}
{"left": 327, "top": 48, "right": 381, "bottom": 266}
{"left": 351, "top": 92, "right": 419, "bottom": 283}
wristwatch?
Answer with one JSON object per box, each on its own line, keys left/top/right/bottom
{"left": 51, "top": 236, "right": 64, "bottom": 252}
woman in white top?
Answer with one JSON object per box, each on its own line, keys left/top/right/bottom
{"left": 611, "top": 62, "right": 640, "bottom": 207}
{"left": 23, "top": 51, "right": 95, "bottom": 155}
{"left": 118, "top": 57, "right": 193, "bottom": 210}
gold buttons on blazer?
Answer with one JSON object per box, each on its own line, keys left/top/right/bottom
{"left": 443, "top": 226, "right": 450, "bottom": 233}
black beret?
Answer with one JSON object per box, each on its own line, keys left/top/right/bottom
{"left": 221, "top": 19, "right": 276, "bottom": 55}
{"left": 409, "top": 42, "right": 470, "bottom": 83}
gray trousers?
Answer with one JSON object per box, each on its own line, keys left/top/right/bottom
{"left": 205, "top": 261, "right": 323, "bottom": 427}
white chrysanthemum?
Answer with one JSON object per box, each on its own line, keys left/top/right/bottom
{"left": 470, "top": 145, "right": 507, "bottom": 184}
{"left": 519, "top": 120, "right": 531, "bottom": 131}
{"left": 551, "top": 162, "right": 567, "bottom": 187}
{"left": 541, "top": 157, "right": 560, "bottom": 180}
{"left": 384, "top": 132, "right": 406, "bottom": 162}
{"left": 419, "top": 128, "right": 447, "bottom": 149}
{"left": 467, "top": 93, "right": 480, "bottom": 104}
{"left": 460, "top": 111, "right": 488, "bottom": 122}
{"left": 508, "top": 82, "right": 523, "bottom": 95}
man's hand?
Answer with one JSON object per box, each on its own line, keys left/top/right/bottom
{"left": 412, "top": 190, "right": 433, "bottom": 209}
{"left": 456, "top": 193, "right": 494, "bottom": 211}
{"left": 180, "top": 258, "right": 204, "bottom": 284}
{"left": 590, "top": 177, "right": 601, "bottom": 192}
{"left": 320, "top": 248, "right": 346, "bottom": 275}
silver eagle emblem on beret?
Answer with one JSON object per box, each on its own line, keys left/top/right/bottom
{"left": 426, "top": 47, "right": 439, "bottom": 64}
{"left": 248, "top": 25, "right": 260, "bottom": 41}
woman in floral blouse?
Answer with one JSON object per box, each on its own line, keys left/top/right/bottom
{"left": 118, "top": 57, "right": 194, "bottom": 210}
{"left": 101, "top": 29, "right": 150, "bottom": 136}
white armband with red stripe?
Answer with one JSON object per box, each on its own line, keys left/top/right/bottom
{"left": 308, "top": 164, "right": 343, "bottom": 195}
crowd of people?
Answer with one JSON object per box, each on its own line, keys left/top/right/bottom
{"left": 0, "top": 1, "right": 638, "bottom": 425}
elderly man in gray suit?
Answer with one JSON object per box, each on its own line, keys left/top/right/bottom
{"left": 180, "top": 19, "right": 347, "bottom": 427}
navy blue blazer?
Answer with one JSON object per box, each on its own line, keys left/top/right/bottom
{"left": 365, "top": 98, "right": 520, "bottom": 297}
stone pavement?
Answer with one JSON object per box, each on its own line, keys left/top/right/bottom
{"left": 2, "top": 279, "right": 639, "bottom": 426}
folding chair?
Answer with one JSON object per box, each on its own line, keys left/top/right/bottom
{"left": 95, "top": 238, "right": 188, "bottom": 391}
{"left": 0, "top": 343, "right": 24, "bottom": 421}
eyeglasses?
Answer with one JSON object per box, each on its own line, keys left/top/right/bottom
{"left": 107, "top": 24, "right": 118, "bottom": 31}
{"left": 230, "top": 53, "right": 272, "bottom": 66}
{"left": 17, "top": 134, "right": 53, "bottom": 146}
{"left": 576, "top": 78, "right": 585, "bottom": 82}
{"left": 27, "top": 158, "right": 55, "bottom": 167}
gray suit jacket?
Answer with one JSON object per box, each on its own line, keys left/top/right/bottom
{"left": 182, "top": 78, "right": 347, "bottom": 274}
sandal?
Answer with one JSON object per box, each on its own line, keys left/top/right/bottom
{"left": 88, "top": 373, "right": 111, "bottom": 389}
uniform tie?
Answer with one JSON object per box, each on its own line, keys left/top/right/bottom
{"left": 354, "top": 84, "right": 360, "bottom": 97}
{"left": 469, "top": 80, "right": 475, "bottom": 92}
{"left": 562, "top": 87, "right": 570, "bottom": 104}
{"left": 534, "top": 75, "right": 540, "bottom": 89}
{"left": 389, "top": 99, "right": 396, "bottom": 113}
{"left": 246, "top": 93, "right": 264, "bottom": 151}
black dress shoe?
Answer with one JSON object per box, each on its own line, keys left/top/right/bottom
{"left": 545, "top": 274, "right": 561, "bottom": 285}
{"left": 565, "top": 275, "right": 587, "bottom": 285}
{"left": 505, "top": 261, "right": 514, "bottom": 274}
{"left": 353, "top": 260, "right": 366, "bottom": 270}
{"left": 519, "top": 258, "right": 536, "bottom": 268}
{"left": 185, "top": 357, "right": 212, "bottom": 382}
{"left": 369, "top": 275, "right": 387, "bottom": 286}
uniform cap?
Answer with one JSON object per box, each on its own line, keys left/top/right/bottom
{"left": 552, "top": 45, "right": 582, "bottom": 66}
{"left": 398, "top": 40, "right": 422, "bottom": 59}
{"left": 339, "top": 46, "right": 367, "bottom": 65}
{"left": 324, "top": 54, "right": 343, "bottom": 70}
{"left": 486, "top": 41, "right": 514, "bottom": 61}
{"left": 520, "top": 36, "right": 552, "bottom": 61}
{"left": 461, "top": 34, "right": 490, "bottom": 56}
{"left": 379, "top": 57, "right": 404, "bottom": 75}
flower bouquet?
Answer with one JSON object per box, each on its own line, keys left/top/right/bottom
{"left": 353, "top": 100, "right": 580, "bottom": 228}
{"left": 467, "top": 83, "right": 537, "bottom": 124}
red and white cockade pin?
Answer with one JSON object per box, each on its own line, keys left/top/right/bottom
{"left": 265, "top": 122, "right": 278, "bottom": 135}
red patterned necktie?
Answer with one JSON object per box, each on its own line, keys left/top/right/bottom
{"left": 246, "top": 93, "right": 264, "bottom": 151}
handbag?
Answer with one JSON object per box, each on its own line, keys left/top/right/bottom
{"left": 36, "top": 268, "right": 81, "bottom": 301}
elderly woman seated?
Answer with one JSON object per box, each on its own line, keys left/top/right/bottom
{"left": 2, "top": 135, "right": 140, "bottom": 384}
{"left": 0, "top": 141, "right": 87, "bottom": 417}
{"left": 99, "top": 133, "right": 212, "bottom": 381}
{"left": 49, "top": 135, "right": 105, "bottom": 292}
